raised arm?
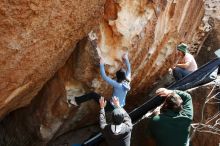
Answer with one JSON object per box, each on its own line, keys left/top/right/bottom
{"left": 100, "top": 59, "right": 120, "bottom": 87}
{"left": 156, "top": 88, "right": 193, "bottom": 119}
{"left": 99, "top": 97, "right": 107, "bottom": 130}
{"left": 123, "top": 53, "right": 131, "bottom": 81}
{"left": 174, "top": 90, "right": 193, "bottom": 120}
{"left": 100, "top": 108, "right": 107, "bottom": 130}
{"left": 176, "top": 62, "right": 190, "bottom": 69}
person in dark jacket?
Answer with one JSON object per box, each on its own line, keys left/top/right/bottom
{"left": 148, "top": 88, "right": 193, "bottom": 146}
{"left": 99, "top": 96, "right": 133, "bottom": 146}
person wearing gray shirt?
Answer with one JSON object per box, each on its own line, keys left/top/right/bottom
{"left": 99, "top": 96, "right": 133, "bottom": 146}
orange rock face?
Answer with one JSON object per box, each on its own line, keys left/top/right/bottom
{"left": 92, "top": 0, "right": 205, "bottom": 98}
{"left": 0, "top": 0, "right": 105, "bottom": 118}
{"left": 2, "top": 0, "right": 218, "bottom": 145}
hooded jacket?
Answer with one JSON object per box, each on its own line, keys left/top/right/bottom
{"left": 100, "top": 107, "right": 132, "bottom": 146}
{"left": 100, "top": 55, "right": 131, "bottom": 107}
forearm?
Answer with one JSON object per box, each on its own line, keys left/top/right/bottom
{"left": 100, "top": 63, "right": 106, "bottom": 76}
{"left": 99, "top": 108, "right": 107, "bottom": 129}
{"left": 100, "top": 63, "right": 109, "bottom": 81}
{"left": 173, "top": 90, "right": 191, "bottom": 103}
{"left": 124, "top": 56, "right": 131, "bottom": 80}
{"left": 174, "top": 90, "right": 193, "bottom": 119}
{"left": 159, "top": 89, "right": 189, "bottom": 103}
{"left": 176, "top": 62, "right": 189, "bottom": 69}
{"left": 100, "top": 63, "right": 119, "bottom": 86}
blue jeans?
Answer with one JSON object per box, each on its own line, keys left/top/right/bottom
{"left": 173, "top": 67, "right": 191, "bottom": 81}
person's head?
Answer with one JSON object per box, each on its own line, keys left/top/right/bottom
{"left": 177, "top": 43, "right": 188, "bottom": 57}
{"left": 112, "top": 108, "right": 125, "bottom": 125}
{"left": 161, "top": 92, "right": 183, "bottom": 112}
{"left": 116, "top": 68, "right": 127, "bottom": 83}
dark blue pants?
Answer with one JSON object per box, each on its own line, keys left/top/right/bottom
{"left": 75, "top": 92, "right": 115, "bottom": 112}
{"left": 173, "top": 67, "right": 192, "bottom": 81}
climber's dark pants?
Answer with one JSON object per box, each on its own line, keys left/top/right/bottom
{"left": 173, "top": 67, "right": 192, "bottom": 81}
{"left": 75, "top": 92, "right": 115, "bottom": 112}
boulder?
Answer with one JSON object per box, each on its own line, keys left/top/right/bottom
{"left": 1, "top": 0, "right": 216, "bottom": 145}
{"left": 0, "top": 0, "right": 105, "bottom": 119}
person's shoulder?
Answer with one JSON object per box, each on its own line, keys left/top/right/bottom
{"left": 185, "top": 52, "right": 194, "bottom": 58}
{"left": 184, "top": 53, "right": 194, "bottom": 61}
{"left": 181, "top": 90, "right": 191, "bottom": 97}
{"left": 175, "top": 90, "right": 192, "bottom": 98}
{"left": 122, "top": 81, "right": 131, "bottom": 90}
{"left": 122, "top": 80, "right": 130, "bottom": 86}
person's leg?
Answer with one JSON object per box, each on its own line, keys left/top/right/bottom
{"left": 76, "top": 94, "right": 115, "bottom": 112}
{"left": 69, "top": 92, "right": 101, "bottom": 106}
{"left": 173, "top": 67, "right": 190, "bottom": 80}
{"left": 181, "top": 69, "right": 191, "bottom": 78}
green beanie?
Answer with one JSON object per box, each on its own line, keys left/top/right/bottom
{"left": 177, "top": 43, "right": 188, "bottom": 54}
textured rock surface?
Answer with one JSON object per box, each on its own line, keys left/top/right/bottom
{"left": 196, "top": 0, "right": 220, "bottom": 65}
{"left": 53, "top": 0, "right": 206, "bottom": 144}
{"left": 189, "top": 80, "right": 220, "bottom": 146}
{"left": 0, "top": 0, "right": 105, "bottom": 119}
{"left": 1, "top": 0, "right": 218, "bottom": 145}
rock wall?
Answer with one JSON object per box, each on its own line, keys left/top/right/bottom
{"left": 0, "top": 0, "right": 214, "bottom": 145}
{"left": 196, "top": 0, "right": 220, "bottom": 65}
{"left": 189, "top": 81, "right": 220, "bottom": 146}
{"left": 0, "top": 0, "right": 105, "bottom": 119}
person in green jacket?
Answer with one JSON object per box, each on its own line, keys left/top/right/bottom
{"left": 148, "top": 88, "right": 193, "bottom": 146}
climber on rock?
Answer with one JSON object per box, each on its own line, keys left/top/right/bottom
{"left": 68, "top": 53, "right": 131, "bottom": 111}
{"left": 146, "top": 88, "right": 193, "bottom": 146}
{"left": 67, "top": 32, "right": 131, "bottom": 112}
{"left": 171, "top": 43, "right": 198, "bottom": 81}
{"left": 99, "top": 96, "right": 132, "bottom": 146}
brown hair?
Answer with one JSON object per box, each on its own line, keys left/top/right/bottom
{"left": 161, "top": 92, "right": 183, "bottom": 112}
{"left": 116, "top": 68, "right": 129, "bottom": 83}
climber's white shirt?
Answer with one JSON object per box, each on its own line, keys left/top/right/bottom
{"left": 184, "top": 53, "right": 198, "bottom": 72}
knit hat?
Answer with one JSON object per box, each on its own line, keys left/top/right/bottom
{"left": 177, "top": 43, "right": 188, "bottom": 54}
{"left": 112, "top": 108, "right": 124, "bottom": 125}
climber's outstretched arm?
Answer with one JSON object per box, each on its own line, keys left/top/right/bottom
{"left": 100, "top": 58, "right": 120, "bottom": 88}
{"left": 123, "top": 53, "right": 131, "bottom": 81}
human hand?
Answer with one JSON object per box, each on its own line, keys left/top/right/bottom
{"left": 168, "top": 68, "right": 173, "bottom": 75}
{"left": 88, "top": 31, "right": 98, "bottom": 41}
{"left": 122, "top": 52, "right": 128, "bottom": 60}
{"left": 100, "top": 57, "right": 105, "bottom": 64}
{"left": 156, "top": 88, "right": 173, "bottom": 97}
{"left": 112, "top": 96, "right": 120, "bottom": 108}
{"left": 99, "top": 96, "right": 107, "bottom": 109}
